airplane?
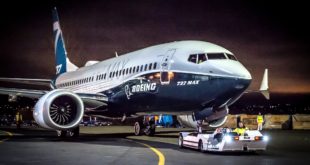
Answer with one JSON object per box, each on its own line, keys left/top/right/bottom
{"left": 0, "top": 8, "right": 268, "bottom": 137}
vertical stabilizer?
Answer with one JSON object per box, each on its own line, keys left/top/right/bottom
{"left": 259, "top": 69, "right": 269, "bottom": 100}
{"left": 52, "top": 7, "right": 78, "bottom": 76}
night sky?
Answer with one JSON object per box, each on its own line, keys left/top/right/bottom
{"left": 0, "top": 0, "right": 309, "bottom": 93}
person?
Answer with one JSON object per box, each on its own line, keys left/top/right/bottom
{"left": 257, "top": 112, "right": 264, "bottom": 131}
{"left": 233, "top": 121, "right": 248, "bottom": 136}
{"left": 15, "top": 111, "right": 23, "bottom": 129}
{"left": 189, "top": 55, "right": 197, "bottom": 63}
{"left": 198, "top": 55, "right": 206, "bottom": 64}
{"left": 214, "top": 128, "right": 223, "bottom": 142}
{"left": 196, "top": 120, "right": 203, "bottom": 133}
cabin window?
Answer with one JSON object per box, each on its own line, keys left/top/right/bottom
{"left": 149, "top": 63, "right": 152, "bottom": 70}
{"left": 144, "top": 64, "right": 148, "bottom": 71}
{"left": 137, "top": 66, "right": 140, "bottom": 72}
{"left": 207, "top": 53, "right": 227, "bottom": 60}
{"left": 133, "top": 67, "right": 136, "bottom": 73}
{"left": 153, "top": 62, "right": 157, "bottom": 69}
{"left": 140, "top": 65, "right": 143, "bottom": 72}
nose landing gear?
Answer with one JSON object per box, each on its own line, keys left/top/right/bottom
{"left": 134, "top": 117, "right": 156, "bottom": 136}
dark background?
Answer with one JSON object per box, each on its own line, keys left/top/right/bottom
{"left": 0, "top": 0, "right": 309, "bottom": 93}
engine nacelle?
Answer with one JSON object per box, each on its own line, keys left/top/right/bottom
{"left": 177, "top": 115, "right": 209, "bottom": 128}
{"left": 208, "top": 116, "right": 228, "bottom": 128}
{"left": 177, "top": 106, "right": 229, "bottom": 129}
{"left": 33, "top": 89, "right": 84, "bottom": 130}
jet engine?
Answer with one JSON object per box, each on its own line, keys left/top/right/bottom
{"left": 177, "top": 105, "right": 229, "bottom": 129}
{"left": 33, "top": 89, "right": 84, "bottom": 130}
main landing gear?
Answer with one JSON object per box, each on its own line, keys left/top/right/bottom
{"left": 134, "top": 117, "right": 156, "bottom": 136}
{"left": 56, "top": 126, "right": 80, "bottom": 138}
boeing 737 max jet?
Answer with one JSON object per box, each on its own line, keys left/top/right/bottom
{"left": 0, "top": 8, "right": 268, "bottom": 137}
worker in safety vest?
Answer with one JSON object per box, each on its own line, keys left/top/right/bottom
{"left": 257, "top": 112, "right": 264, "bottom": 131}
{"left": 16, "top": 111, "right": 23, "bottom": 129}
{"left": 233, "top": 121, "right": 248, "bottom": 136}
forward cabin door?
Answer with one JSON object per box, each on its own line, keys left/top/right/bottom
{"left": 160, "top": 49, "right": 176, "bottom": 85}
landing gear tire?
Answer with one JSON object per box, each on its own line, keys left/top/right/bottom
{"left": 56, "top": 130, "right": 66, "bottom": 138}
{"left": 134, "top": 122, "right": 143, "bottom": 136}
{"left": 68, "top": 127, "right": 80, "bottom": 137}
{"left": 178, "top": 135, "right": 183, "bottom": 148}
{"left": 144, "top": 117, "right": 156, "bottom": 136}
{"left": 145, "top": 124, "right": 156, "bottom": 136}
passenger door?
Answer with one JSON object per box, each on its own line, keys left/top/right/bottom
{"left": 160, "top": 49, "right": 176, "bottom": 85}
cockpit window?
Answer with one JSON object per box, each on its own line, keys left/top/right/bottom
{"left": 207, "top": 53, "right": 227, "bottom": 60}
{"left": 226, "top": 53, "right": 237, "bottom": 61}
{"left": 188, "top": 54, "right": 197, "bottom": 63}
{"left": 188, "top": 54, "right": 207, "bottom": 64}
{"left": 198, "top": 54, "right": 207, "bottom": 63}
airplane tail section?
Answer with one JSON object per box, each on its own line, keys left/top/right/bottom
{"left": 52, "top": 7, "right": 78, "bottom": 76}
{"left": 259, "top": 69, "right": 269, "bottom": 100}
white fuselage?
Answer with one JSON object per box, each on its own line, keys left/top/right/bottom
{"left": 55, "top": 40, "right": 251, "bottom": 96}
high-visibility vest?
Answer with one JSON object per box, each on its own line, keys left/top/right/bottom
{"left": 16, "top": 113, "right": 22, "bottom": 122}
{"left": 257, "top": 115, "right": 264, "bottom": 123}
{"left": 233, "top": 127, "right": 248, "bottom": 135}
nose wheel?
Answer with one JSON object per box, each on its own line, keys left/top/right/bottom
{"left": 134, "top": 117, "right": 156, "bottom": 136}
{"left": 134, "top": 121, "right": 143, "bottom": 136}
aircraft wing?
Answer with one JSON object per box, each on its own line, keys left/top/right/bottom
{"left": 0, "top": 78, "right": 52, "bottom": 87}
{"left": 0, "top": 87, "right": 108, "bottom": 109}
{"left": 0, "top": 87, "right": 48, "bottom": 99}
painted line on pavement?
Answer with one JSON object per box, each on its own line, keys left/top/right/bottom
{"left": 0, "top": 131, "right": 13, "bottom": 143}
{"left": 125, "top": 139, "right": 165, "bottom": 165}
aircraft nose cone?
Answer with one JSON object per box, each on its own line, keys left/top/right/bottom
{"left": 230, "top": 62, "right": 251, "bottom": 80}
{"left": 241, "top": 66, "right": 252, "bottom": 80}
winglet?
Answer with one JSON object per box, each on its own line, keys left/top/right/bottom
{"left": 259, "top": 69, "right": 270, "bottom": 100}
